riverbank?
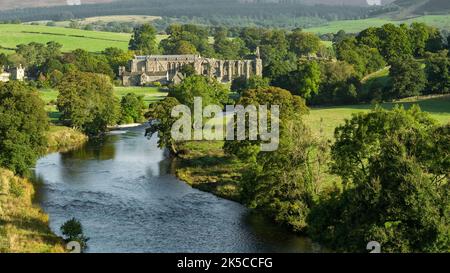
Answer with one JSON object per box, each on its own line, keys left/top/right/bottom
{"left": 174, "top": 141, "right": 246, "bottom": 202}
{"left": 0, "top": 126, "right": 87, "bottom": 253}
{"left": 46, "top": 126, "right": 89, "bottom": 153}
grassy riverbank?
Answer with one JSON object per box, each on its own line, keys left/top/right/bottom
{"left": 0, "top": 168, "right": 65, "bottom": 253}
{"left": 0, "top": 126, "right": 88, "bottom": 253}
{"left": 174, "top": 141, "right": 245, "bottom": 202}
{"left": 46, "top": 126, "right": 89, "bottom": 153}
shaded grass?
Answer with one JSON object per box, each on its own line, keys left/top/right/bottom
{"left": 0, "top": 168, "right": 65, "bottom": 253}
{"left": 174, "top": 141, "right": 245, "bottom": 202}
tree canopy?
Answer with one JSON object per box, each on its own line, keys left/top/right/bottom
{"left": 0, "top": 81, "right": 48, "bottom": 175}
{"left": 57, "top": 71, "right": 119, "bottom": 136}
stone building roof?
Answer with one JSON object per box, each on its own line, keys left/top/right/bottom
{"left": 135, "top": 55, "right": 200, "bottom": 61}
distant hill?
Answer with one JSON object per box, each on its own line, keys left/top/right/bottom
{"left": 0, "top": 0, "right": 402, "bottom": 11}
{"left": 392, "top": 0, "right": 450, "bottom": 15}
{"left": 0, "top": 0, "right": 115, "bottom": 11}
{"left": 368, "top": 0, "right": 449, "bottom": 18}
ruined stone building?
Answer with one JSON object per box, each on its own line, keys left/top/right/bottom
{"left": 119, "top": 49, "right": 262, "bottom": 86}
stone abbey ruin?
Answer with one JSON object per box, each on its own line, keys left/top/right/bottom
{"left": 119, "top": 48, "right": 263, "bottom": 86}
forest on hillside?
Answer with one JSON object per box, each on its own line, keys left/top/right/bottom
{"left": 0, "top": 0, "right": 374, "bottom": 24}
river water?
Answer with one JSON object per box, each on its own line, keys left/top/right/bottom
{"left": 34, "top": 126, "right": 321, "bottom": 253}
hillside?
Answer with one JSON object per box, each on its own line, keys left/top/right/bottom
{"left": 0, "top": 24, "right": 130, "bottom": 53}
{"left": 0, "top": 168, "right": 65, "bottom": 253}
{"left": 304, "top": 14, "right": 450, "bottom": 33}
{"left": 0, "top": 0, "right": 115, "bottom": 11}
{"left": 382, "top": 0, "right": 450, "bottom": 18}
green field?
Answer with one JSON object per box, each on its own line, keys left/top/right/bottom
{"left": 305, "top": 14, "right": 450, "bottom": 34}
{"left": 305, "top": 95, "right": 450, "bottom": 139}
{"left": 39, "top": 86, "right": 167, "bottom": 104}
{"left": 0, "top": 24, "right": 163, "bottom": 54}
{"left": 114, "top": 86, "right": 168, "bottom": 105}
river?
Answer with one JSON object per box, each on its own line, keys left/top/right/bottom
{"left": 34, "top": 125, "right": 321, "bottom": 253}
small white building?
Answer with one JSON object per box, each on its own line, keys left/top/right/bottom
{"left": 0, "top": 65, "right": 26, "bottom": 82}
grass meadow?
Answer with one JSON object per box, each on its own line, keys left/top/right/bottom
{"left": 0, "top": 24, "right": 165, "bottom": 54}
{"left": 304, "top": 14, "right": 450, "bottom": 34}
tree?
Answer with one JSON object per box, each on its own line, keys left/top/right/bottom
{"left": 102, "top": 47, "right": 134, "bottom": 77}
{"left": 241, "top": 118, "right": 320, "bottom": 232}
{"left": 425, "top": 50, "right": 450, "bottom": 94}
{"left": 179, "top": 63, "right": 197, "bottom": 77}
{"left": 170, "top": 75, "right": 230, "bottom": 109}
{"left": 375, "top": 24, "right": 413, "bottom": 64}
{"left": 57, "top": 71, "right": 119, "bottom": 136}
{"left": 357, "top": 27, "right": 381, "bottom": 49}
{"left": 60, "top": 218, "right": 89, "bottom": 252}
{"left": 214, "top": 29, "right": 247, "bottom": 60}
{"left": 63, "top": 49, "right": 115, "bottom": 80}
{"left": 295, "top": 60, "right": 321, "bottom": 98}
{"left": 160, "top": 24, "right": 214, "bottom": 57}
{"left": 426, "top": 28, "right": 444, "bottom": 53}
{"left": 0, "top": 81, "right": 48, "bottom": 175}
{"left": 224, "top": 87, "right": 308, "bottom": 161}
{"left": 308, "top": 106, "right": 449, "bottom": 252}
{"left": 119, "top": 93, "right": 146, "bottom": 124}
{"left": 145, "top": 97, "right": 182, "bottom": 155}
{"left": 310, "top": 60, "right": 358, "bottom": 105}
{"left": 174, "top": 40, "right": 197, "bottom": 55}
{"left": 231, "top": 76, "right": 270, "bottom": 93}
{"left": 129, "top": 24, "right": 159, "bottom": 55}
{"left": 288, "top": 30, "right": 321, "bottom": 57}
{"left": 335, "top": 37, "right": 385, "bottom": 77}
{"left": 409, "top": 22, "right": 431, "bottom": 57}
{"left": 387, "top": 57, "right": 426, "bottom": 99}
{"left": 15, "top": 41, "right": 63, "bottom": 77}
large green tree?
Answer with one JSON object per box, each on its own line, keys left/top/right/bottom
{"left": 160, "top": 24, "right": 214, "bottom": 57}
{"left": 119, "top": 93, "right": 146, "bottom": 124}
{"left": 129, "top": 24, "right": 160, "bottom": 55}
{"left": 224, "top": 87, "right": 308, "bottom": 161}
{"left": 288, "top": 30, "right": 321, "bottom": 57}
{"left": 57, "top": 71, "right": 119, "bottom": 136}
{"left": 170, "top": 75, "right": 230, "bottom": 109}
{"left": 145, "top": 97, "right": 182, "bottom": 155}
{"left": 0, "top": 81, "right": 48, "bottom": 175}
{"left": 387, "top": 57, "right": 426, "bottom": 99}
{"left": 308, "top": 106, "right": 449, "bottom": 252}
{"left": 425, "top": 50, "right": 450, "bottom": 94}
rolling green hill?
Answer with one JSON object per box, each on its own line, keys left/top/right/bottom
{"left": 0, "top": 24, "right": 131, "bottom": 54}
{"left": 304, "top": 14, "right": 450, "bottom": 34}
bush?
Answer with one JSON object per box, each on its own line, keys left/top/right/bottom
{"left": 60, "top": 218, "right": 89, "bottom": 252}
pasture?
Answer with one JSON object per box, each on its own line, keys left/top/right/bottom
{"left": 305, "top": 95, "right": 450, "bottom": 140}
{"left": 304, "top": 14, "right": 450, "bottom": 34}
{"left": 0, "top": 24, "right": 167, "bottom": 54}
